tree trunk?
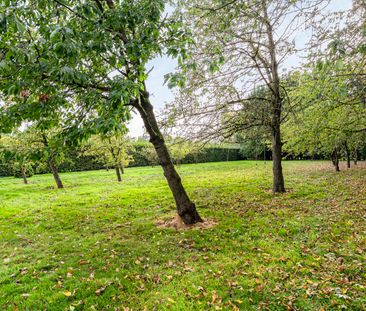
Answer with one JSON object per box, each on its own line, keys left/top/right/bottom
{"left": 344, "top": 141, "right": 351, "bottom": 168}
{"left": 331, "top": 148, "right": 340, "bottom": 172}
{"left": 21, "top": 166, "right": 28, "bottom": 184}
{"left": 271, "top": 109, "right": 285, "bottom": 193}
{"left": 41, "top": 133, "right": 64, "bottom": 189}
{"left": 133, "top": 91, "right": 203, "bottom": 225}
{"left": 48, "top": 158, "right": 64, "bottom": 189}
{"left": 115, "top": 165, "right": 122, "bottom": 182}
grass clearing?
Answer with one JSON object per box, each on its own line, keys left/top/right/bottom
{"left": 0, "top": 161, "right": 365, "bottom": 310}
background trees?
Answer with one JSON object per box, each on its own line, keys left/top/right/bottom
{"left": 0, "top": 126, "right": 68, "bottom": 187}
{"left": 82, "top": 133, "right": 133, "bottom": 182}
{"left": 0, "top": 131, "right": 39, "bottom": 184}
{"left": 283, "top": 66, "right": 366, "bottom": 171}
{"left": 283, "top": 0, "right": 366, "bottom": 170}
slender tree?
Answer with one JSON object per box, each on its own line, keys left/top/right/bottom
{"left": 82, "top": 133, "right": 133, "bottom": 182}
{"left": 166, "top": 0, "right": 327, "bottom": 192}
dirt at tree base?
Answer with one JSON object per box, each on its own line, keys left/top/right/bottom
{"left": 155, "top": 214, "right": 217, "bottom": 231}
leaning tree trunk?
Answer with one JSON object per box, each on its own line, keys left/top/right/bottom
{"left": 133, "top": 91, "right": 203, "bottom": 225}
{"left": 42, "top": 134, "right": 64, "bottom": 189}
{"left": 271, "top": 107, "right": 285, "bottom": 193}
{"left": 21, "top": 166, "right": 28, "bottom": 184}
{"left": 48, "top": 158, "right": 64, "bottom": 189}
{"left": 344, "top": 141, "right": 351, "bottom": 168}
{"left": 115, "top": 165, "right": 122, "bottom": 182}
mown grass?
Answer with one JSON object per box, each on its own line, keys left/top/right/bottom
{"left": 0, "top": 160, "right": 365, "bottom": 310}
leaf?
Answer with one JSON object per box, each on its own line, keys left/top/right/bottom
{"left": 78, "top": 259, "right": 89, "bottom": 265}
{"left": 95, "top": 281, "right": 113, "bottom": 296}
{"left": 63, "top": 291, "right": 72, "bottom": 297}
{"left": 95, "top": 286, "right": 106, "bottom": 296}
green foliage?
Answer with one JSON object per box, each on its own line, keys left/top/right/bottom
{"left": 81, "top": 133, "right": 134, "bottom": 169}
{"left": 0, "top": 131, "right": 42, "bottom": 180}
{"left": 0, "top": 0, "right": 192, "bottom": 143}
{"left": 283, "top": 58, "right": 366, "bottom": 163}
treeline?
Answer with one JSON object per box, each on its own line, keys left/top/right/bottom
{"left": 0, "top": 131, "right": 244, "bottom": 178}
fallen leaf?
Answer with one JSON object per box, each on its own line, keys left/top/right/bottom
{"left": 95, "top": 287, "right": 106, "bottom": 296}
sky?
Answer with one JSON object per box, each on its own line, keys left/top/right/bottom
{"left": 128, "top": 0, "right": 353, "bottom": 138}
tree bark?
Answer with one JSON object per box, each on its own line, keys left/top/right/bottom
{"left": 271, "top": 107, "right": 285, "bottom": 193}
{"left": 331, "top": 148, "right": 340, "bottom": 172}
{"left": 133, "top": 91, "right": 203, "bottom": 225}
{"left": 344, "top": 141, "right": 351, "bottom": 168}
{"left": 49, "top": 158, "right": 64, "bottom": 189}
{"left": 115, "top": 165, "right": 122, "bottom": 182}
{"left": 42, "top": 134, "right": 64, "bottom": 189}
{"left": 21, "top": 166, "right": 28, "bottom": 184}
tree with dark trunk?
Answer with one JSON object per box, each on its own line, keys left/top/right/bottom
{"left": 331, "top": 148, "right": 340, "bottom": 172}
{"left": 271, "top": 121, "right": 285, "bottom": 192}
{"left": 134, "top": 91, "right": 203, "bottom": 224}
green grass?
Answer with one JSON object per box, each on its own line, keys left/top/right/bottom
{"left": 0, "top": 161, "right": 365, "bottom": 310}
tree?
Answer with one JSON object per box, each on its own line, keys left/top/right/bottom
{"left": 0, "top": 131, "right": 40, "bottom": 184}
{"left": 0, "top": 0, "right": 202, "bottom": 223}
{"left": 166, "top": 0, "right": 327, "bottom": 193}
{"left": 82, "top": 133, "right": 133, "bottom": 182}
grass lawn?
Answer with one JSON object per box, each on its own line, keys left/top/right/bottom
{"left": 0, "top": 160, "right": 365, "bottom": 310}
